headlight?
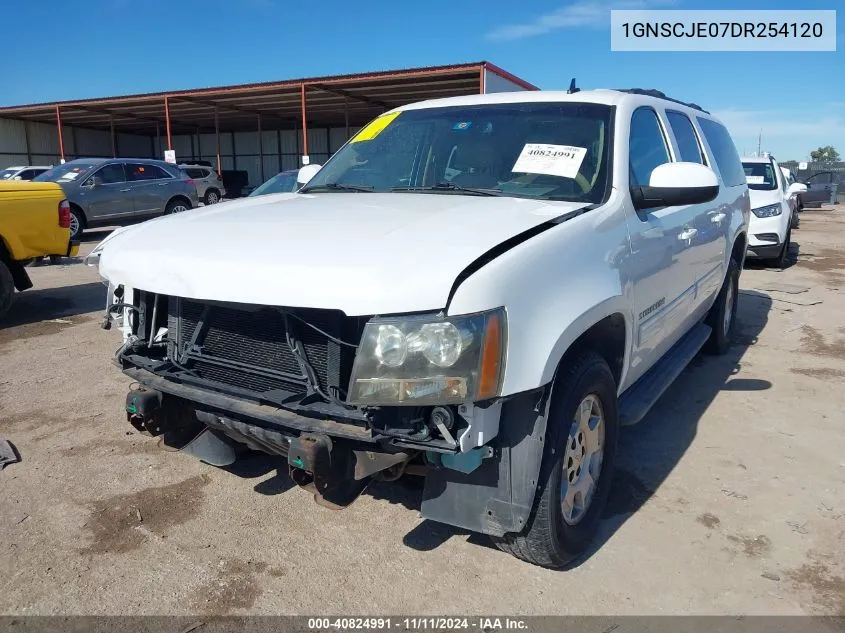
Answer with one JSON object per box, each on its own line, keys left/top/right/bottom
{"left": 751, "top": 203, "right": 782, "bottom": 218}
{"left": 348, "top": 308, "right": 506, "bottom": 406}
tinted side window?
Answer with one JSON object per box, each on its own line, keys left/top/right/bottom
{"left": 126, "top": 163, "right": 171, "bottom": 181}
{"left": 666, "top": 111, "right": 703, "bottom": 164}
{"left": 96, "top": 163, "right": 126, "bottom": 184}
{"left": 696, "top": 118, "right": 745, "bottom": 187}
{"left": 629, "top": 108, "right": 670, "bottom": 187}
{"left": 185, "top": 168, "right": 205, "bottom": 179}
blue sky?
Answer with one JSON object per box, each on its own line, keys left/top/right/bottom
{"left": 2, "top": 0, "right": 842, "bottom": 160}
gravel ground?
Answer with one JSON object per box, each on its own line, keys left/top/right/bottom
{"left": 1, "top": 210, "right": 843, "bottom": 616}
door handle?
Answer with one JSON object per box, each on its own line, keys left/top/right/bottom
{"left": 119, "top": 188, "right": 131, "bottom": 192}
{"left": 710, "top": 213, "right": 727, "bottom": 223}
{"left": 678, "top": 228, "right": 698, "bottom": 240}
{"left": 157, "top": 183, "right": 169, "bottom": 187}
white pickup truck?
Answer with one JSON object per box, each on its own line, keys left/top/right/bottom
{"left": 91, "top": 88, "right": 750, "bottom": 568}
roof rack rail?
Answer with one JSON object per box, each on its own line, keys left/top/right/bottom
{"left": 612, "top": 88, "right": 709, "bottom": 114}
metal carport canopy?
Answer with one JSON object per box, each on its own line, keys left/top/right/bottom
{"left": 0, "top": 61, "right": 537, "bottom": 162}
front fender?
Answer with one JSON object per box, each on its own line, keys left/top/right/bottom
{"left": 447, "top": 203, "right": 632, "bottom": 397}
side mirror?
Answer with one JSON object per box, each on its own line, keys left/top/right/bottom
{"left": 297, "top": 164, "right": 322, "bottom": 186}
{"left": 631, "top": 162, "right": 719, "bottom": 210}
{"left": 787, "top": 182, "right": 807, "bottom": 195}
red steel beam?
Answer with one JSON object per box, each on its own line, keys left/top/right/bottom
{"left": 164, "top": 95, "right": 173, "bottom": 150}
{"left": 300, "top": 83, "right": 309, "bottom": 160}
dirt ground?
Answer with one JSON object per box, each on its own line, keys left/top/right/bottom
{"left": 1, "top": 209, "right": 844, "bottom": 616}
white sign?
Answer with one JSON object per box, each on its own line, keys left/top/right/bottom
{"left": 164, "top": 150, "right": 176, "bottom": 164}
{"left": 302, "top": 155, "right": 310, "bottom": 165}
{"left": 745, "top": 175, "right": 765, "bottom": 184}
{"left": 511, "top": 144, "right": 587, "bottom": 179}
{"left": 799, "top": 161, "right": 808, "bottom": 170}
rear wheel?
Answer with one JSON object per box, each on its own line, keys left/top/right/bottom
{"left": 204, "top": 189, "right": 220, "bottom": 205}
{"left": 704, "top": 258, "right": 739, "bottom": 355}
{"left": 492, "top": 351, "right": 618, "bottom": 569}
{"left": 0, "top": 260, "right": 15, "bottom": 320}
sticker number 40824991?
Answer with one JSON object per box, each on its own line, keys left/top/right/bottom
{"left": 511, "top": 143, "right": 587, "bottom": 179}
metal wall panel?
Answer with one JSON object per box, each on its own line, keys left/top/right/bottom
{"left": 261, "top": 131, "right": 277, "bottom": 155}
{"left": 74, "top": 127, "right": 112, "bottom": 156}
{"left": 0, "top": 154, "right": 29, "bottom": 169}
{"left": 234, "top": 131, "right": 259, "bottom": 154}
{"left": 239, "top": 155, "right": 262, "bottom": 186}
{"left": 307, "top": 128, "right": 329, "bottom": 155}
{"left": 279, "top": 130, "right": 299, "bottom": 155}
{"left": 281, "top": 155, "right": 299, "bottom": 171}
{"left": 329, "top": 127, "right": 353, "bottom": 153}
{"left": 199, "top": 133, "right": 233, "bottom": 155}
{"left": 0, "top": 118, "right": 27, "bottom": 153}
{"left": 117, "top": 133, "right": 153, "bottom": 157}
{"left": 169, "top": 135, "right": 193, "bottom": 160}
{"left": 28, "top": 120, "right": 61, "bottom": 154}
{"left": 484, "top": 69, "right": 528, "bottom": 93}
{"left": 31, "top": 154, "right": 59, "bottom": 166}
{"left": 262, "top": 155, "right": 280, "bottom": 179}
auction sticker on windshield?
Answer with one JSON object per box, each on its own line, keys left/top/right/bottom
{"left": 350, "top": 111, "right": 401, "bottom": 143}
{"left": 512, "top": 144, "right": 587, "bottom": 179}
{"left": 746, "top": 175, "right": 765, "bottom": 184}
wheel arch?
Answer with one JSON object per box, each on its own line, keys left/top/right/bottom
{"left": 68, "top": 202, "right": 87, "bottom": 227}
{"left": 166, "top": 194, "right": 193, "bottom": 210}
{"left": 539, "top": 297, "right": 633, "bottom": 394}
{"left": 731, "top": 230, "right": 747, "bottom": 268}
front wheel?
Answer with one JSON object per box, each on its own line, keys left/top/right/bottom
{"left": 768, "top": 228, "right": 791, "bottom": 270}
{"left": 492, "top": 351, "right": 618, "bottom": 569}
{"left": 165, "top": 199, "right": 190, "bottom": 215}
{"left": 69, "top": 208, "right": 84, "bottom": 241}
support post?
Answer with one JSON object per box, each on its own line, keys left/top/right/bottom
{"left": 164, "top": 95, "right": 172, "bottom": 151}
{"left": 214, "top": 107, "right": 221, "bottom": 176}
{"left": 23, "top": 121, "right": 32, "bottom": 165}
{"left": 344, "top": 98, "right": 350, "bottom": 140}
{"left": 110, "top": 115, "right": 116, "bottom": 157}
{"left": 300, "top": 83, "right": 309, "bottom": 164}
{"left": 479, "top": 65, "right": 486, "bottom": 94}
{"left": 196, "top": 127, "right": 202, "bottom": 162}
{"left": 257, "top": 113, "right": 264, "bottom": 183}
{"left": 55, "top": 105, "right": 65, "bottom": 163}
{"left": 277, "top": 129, "right": 282, "bottom": 170}
{"left": 155, "top": 123, "right": 160, "bottom": 157}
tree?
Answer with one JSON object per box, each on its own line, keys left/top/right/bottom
{"left": 810, "top": 145, "right": 840, "bottom": 162}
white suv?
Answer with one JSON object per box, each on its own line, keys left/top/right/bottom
{"left": 742, "top": 155, "right": 804, "bottom": 268}
{"left": 93, "top": 89, "right": 749, "bottom": 568}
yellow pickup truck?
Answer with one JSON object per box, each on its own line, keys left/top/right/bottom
{"left": 0, "top": 180, "right": 78, "bottom": 319}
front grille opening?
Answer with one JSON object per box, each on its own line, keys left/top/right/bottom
{"left": 166, "top": 298, "right": 361, "bottom": 400}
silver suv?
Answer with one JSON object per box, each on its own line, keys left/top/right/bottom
{"left": 35, "top": 158, "right": 199, "bottom": 240}
{"left": 181, "top": 164, "right": 226, "bottom": 204}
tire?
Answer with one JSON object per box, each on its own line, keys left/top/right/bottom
{"left": 768, "top": 227, "right": 791, "bottom": 270}
{"left": 165, "top": 198, "right": 190, "bottom": 215}
{"left": 204, "top": 189, "right": 220, "bottom": 205}
{"left": 704, "top": 258, "right": 739, "bottom": 355}
{"left": 0, "top": 260, "right": 15, "bottom": 321}
{"left": 69, "top": 207, "right": 84, "bottom": 241}
{"left": 492, "top": 351, "right": 618, "bottom": 569}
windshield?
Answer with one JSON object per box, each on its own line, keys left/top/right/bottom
{"left": 742, "top": 162, "right": 778, "bottom": 191}
{"left": 250, "top": 171, "right": 298, "bottom": 196}
{"left": 0, "top": 169, "right": 20, "bottom": 180}
{"left": 302, "top": 102, "right": 612, "bottom": 203}
{"left": 34, "top": 163, "right": 98, "bottom": 183}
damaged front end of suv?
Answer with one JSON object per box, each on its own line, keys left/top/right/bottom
{"left": 109, "top": 284, "right": 510, "bottom": 511}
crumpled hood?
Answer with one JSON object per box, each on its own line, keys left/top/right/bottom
{"left": 748, "top": 188, "right": 783, "bottom": 210}
{"left": 99, "top": 192, "right": 587, "bottom": 315}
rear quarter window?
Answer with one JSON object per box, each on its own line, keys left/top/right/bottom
{"left": 186, "top": 168, "right": 206, "bottom": 179}
{"left": 696, "top": 117, "right": 746, "bottom": 187}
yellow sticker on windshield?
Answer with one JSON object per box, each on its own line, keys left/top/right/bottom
{"left": 349, "top": 111, "right": 401, "bottom": 143}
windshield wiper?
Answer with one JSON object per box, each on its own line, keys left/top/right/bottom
{"left": 301, "top": 182, "right": 374, "bottom": 193}
{"left": 391, "top": 182, "right": 505, "bottom": 197}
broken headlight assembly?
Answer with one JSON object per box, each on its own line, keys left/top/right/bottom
{"left": 348, "top": 308, "right": 506, "bottom": 406}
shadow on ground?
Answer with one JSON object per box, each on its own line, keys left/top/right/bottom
{"left": 743, "top": 240, "right": 801, "bottom": 271}
{"left": 2, "top": 282, "right": 106, "bottom": 329}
